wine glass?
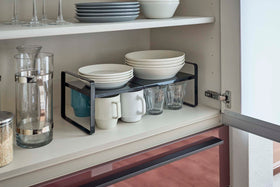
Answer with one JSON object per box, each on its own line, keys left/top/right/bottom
{"left": 4, "top": 0, "right": 25, "bottom": 25}
{"left": 50, "top": 0, "right": 71, "bottom": 25}
{"left": 41, "top": 0, "right": 51, "bottom": 24}
{"left": 26, "top": 0, "right": 42, "bottom": 26}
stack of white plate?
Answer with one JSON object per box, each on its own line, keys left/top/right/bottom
{"left": 75, "top": 2, "right": 140, "bottom": 23}
{"left": 125, "top": 50, "right": 185, "bottom": 80}
{"left": 78, "top": 64, "right": 133, "bottom": 89}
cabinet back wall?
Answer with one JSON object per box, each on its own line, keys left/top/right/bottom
{"left": 0, "top": 30, "right": 150, "bottom": 112}
{"left": 0, "top": 0, "right": 221, "bottom": 112}
{"left": 0, "top": 0, "right": 131, "bottom": 22}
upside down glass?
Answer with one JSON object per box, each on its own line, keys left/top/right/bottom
{"left": 15, "top": 51, "right": 53, "bottom": 148}
{"left": 165, "top": 82, "right": 187, "bottom": 110}
{"left": 144, "top": 86, "right": 166, "bottom": 115}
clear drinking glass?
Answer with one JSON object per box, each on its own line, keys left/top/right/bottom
{"left": 50, "top": 0, "right": 71, "bottom": 25}
{"left": 144, "top": 86, "right": 167, "bottom": 115}
{"left": 4, "top": 0, "right": 24, "bottom": 25}
{"left": 165, "top": 82, "right": 187, "bottom": 110}
{"left": 14, "top": 52, "right": 54, "bottom": 148}
{"left": 26, "top": 0, "right": 42, "bottom": 26}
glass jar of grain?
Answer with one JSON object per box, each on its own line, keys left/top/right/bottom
{"left": 0, "top": 111, "right": 13, "bottom": 167}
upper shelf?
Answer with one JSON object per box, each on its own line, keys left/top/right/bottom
{"left": 0, "top": 16, "right": 214, "bottom": 40}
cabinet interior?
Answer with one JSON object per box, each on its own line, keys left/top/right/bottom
{"left": 0, "top": 0, "right": 221, "bottom": 113}
{"left": 0, "top": 0, "right": 224, "bottom": 184}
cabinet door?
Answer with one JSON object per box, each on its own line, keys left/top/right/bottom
{"left": 221, "top": 0, "right": 280, "bottom": 142}
{"left": 35, "top": 126, "right": 229, "bottom": 187}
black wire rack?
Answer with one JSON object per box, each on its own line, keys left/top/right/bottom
{"left": 61, "top": 61, "right": 198, "bottom": 135}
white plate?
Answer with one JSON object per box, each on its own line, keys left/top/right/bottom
{"left": 132, "top": 63, "right": 185, "bottom": 80}
{"left": 76, "top": 8, "right": 140, "bottom": 13}
{"left": 125, "top": 59, "right": 185, "bottom": 67}
{"left": 76, "top": 11, "right": 140, "bottom": 17}
{"left": 79, "top": 64, "right": 133, "bottom": 77}
{"left": 81, "top": 76, "right": 133, "bottom": 89}
{"left": 95, "top": 82, "right": 128, "bottom": 89}
{"left": 76, "top": 15, "right": 138, "bottom": 23}
{"left": 78, "top": 72, "right": 133, "bottom": 80}
{"left": 125, "top": 50, "right": 185, "bottom": 62}
{"left": 76, "top": 5, "right": 140, "bottom": 9}
{"left": 76, "top": 2, "right": 139, "bottom": 6}
{"left": 80, "top": 74, "right": 134, "bottom": 83}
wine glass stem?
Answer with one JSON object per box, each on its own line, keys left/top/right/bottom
{"left": 32, "top": 0, "right": 39, "bottom": 22}
{"left": 12, "top": 0, "right": 18, "bottom": 22}
{"left": 57, "top": 0, "right": 64, "bottom": 21}
{"left": 42, "top": 0, "right": 47, "bottom": 20}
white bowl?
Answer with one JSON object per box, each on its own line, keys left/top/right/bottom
{"left": 125, "top": 57, "right": 185, "bottom": 65}
{"left": 139, "top": 0, "right": 179, "bottom": 2}
{"left": 125, "top": 50, "right": 185, "bottom": 62}
{"left": 79, "top": 64, "right": 133, "bottom": 77}
{"left": 125, "top": 59, "right": 185, "bottom": 67}
{"left": 132, "top": 63, "right": 185, "bottom": 80}
{"left": 139, "top": 2, "right": 179, "bottom": 18}
{"left": 125, "top": 61, "right": 184, "bottom": 68}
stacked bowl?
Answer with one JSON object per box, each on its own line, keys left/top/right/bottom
{"left": 138, "top": 0, "right": 179, "bottom": 18}
{"left": 78, "top": 64, "right": 133, "bottom": 89}
{"left": 125, "top": 50, "right": 185, "bottom": 80}
{"left": 75, "top": 2, "right": 140, "bottom": 23}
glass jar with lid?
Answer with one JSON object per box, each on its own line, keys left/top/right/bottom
{"left": 0, "top": 111, "right": 14, "bottom": 167}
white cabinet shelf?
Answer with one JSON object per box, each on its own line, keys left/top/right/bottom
{"left": 0, "top": 105, "right": 220, "bottom": 186}
{"left": 0, "top": 16, "right": 214, "bottom": 40}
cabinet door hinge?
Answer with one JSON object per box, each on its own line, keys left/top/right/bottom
{"left": 205, "top": 90, "right": 231, "bottom": 109}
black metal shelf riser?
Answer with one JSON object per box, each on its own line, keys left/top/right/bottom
{"left": 66, "top": 72, "right": 195, "bottom": 98}
{"left": 61, "top": 61, "right": 198, "bottom": 135}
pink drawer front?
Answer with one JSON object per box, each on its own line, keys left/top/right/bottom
{"left": 34, "top": 125, "right": 229, "bottom": 187}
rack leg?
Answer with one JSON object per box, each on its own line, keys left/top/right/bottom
{"left": 90, "top": 82, "right": 95, "bottom": 135}
{"left": 183, "top": 62, "right": 198, "bottom": 107}
{"left": 61, "top": 72, "right": 66, "bottom": 119}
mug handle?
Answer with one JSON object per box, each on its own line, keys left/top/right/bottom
{"left": 138, "top": 96, "right": 146, "bottom": 115}
{"left": 112, "top": 102, "right": 121, "bottom": 119}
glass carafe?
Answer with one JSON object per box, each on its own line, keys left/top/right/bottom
{"left": 14, "top": 47, "right": 53, "bottom": 148}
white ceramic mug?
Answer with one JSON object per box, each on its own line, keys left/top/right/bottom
{"left": 120, "top": 90, "right": 146, "bottom": 123}
{"left": 95, "top": 95, "right": 121, "bottom": 129}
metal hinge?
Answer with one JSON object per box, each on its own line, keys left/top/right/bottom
{"left": 205, "top": 90, "right": 231, "bottom": 109}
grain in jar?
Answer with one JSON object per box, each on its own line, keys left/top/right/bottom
{"left": 0, "top": 111, "right": 13, "bottom": 167}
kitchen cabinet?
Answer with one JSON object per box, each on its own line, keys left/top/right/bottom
{"left": 0, "top": 0, "right": 278, "bottom": 186}
{"left": 35, "top": 126, "right": 229, "bottom": 187}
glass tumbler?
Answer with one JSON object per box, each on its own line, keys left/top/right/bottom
{"left": 165, "top": 82, "right": 187, "bottom": 110}
{"left": 15, "top": 53, "right": 54, "bottom": 148}
{"left": 144, "top": 86, "right": 166, "bottom": 115}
